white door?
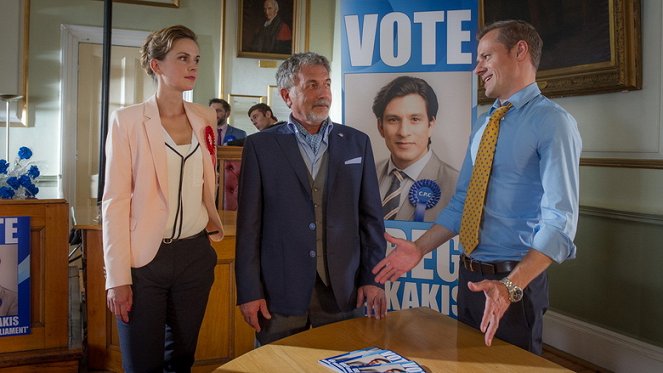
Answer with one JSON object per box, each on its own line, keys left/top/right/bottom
{"left": 74, "top": 43, "right": 155, "bottom": 219}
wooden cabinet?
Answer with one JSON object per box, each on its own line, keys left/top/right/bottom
{"left": 0, "top": 199, "right": 81, "bottom": 372}
{"left": 82, "top": 211, "right": 254, "bottom": 372}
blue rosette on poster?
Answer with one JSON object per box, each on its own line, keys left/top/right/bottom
{"left": 0, "top": 216, "right": 30, "bottom": 336}
{"left": 408, "top": 179, "right": 441, "bottom": 222}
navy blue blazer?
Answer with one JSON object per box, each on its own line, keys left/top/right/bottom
{"left": 221, "top": 125, "right": 247, "bottom": 145}
{"left": 235, "top": 122, "right": 386, "bottom": 315}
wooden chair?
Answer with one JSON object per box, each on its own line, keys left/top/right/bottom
{"left": 217, "top": 146, "right": 243, "bottom": 211}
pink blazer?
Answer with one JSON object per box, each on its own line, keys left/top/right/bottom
{"left": 102, "top": 96, "right": 224, "bottom": 290}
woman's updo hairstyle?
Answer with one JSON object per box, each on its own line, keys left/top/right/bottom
{"left": 140, "top": 25, "right": 198, "bottom": 78}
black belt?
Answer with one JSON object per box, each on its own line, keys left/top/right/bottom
{"left": 460, "top": 254, "right": 519, "bottom": 275}
{"left": 162, "top": 230, "right": 207, "bottom": 244}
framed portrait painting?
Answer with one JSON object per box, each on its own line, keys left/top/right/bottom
{"left": 478, "top": 0, "right": 641, "bottom": 103}
{"left": 238, "top": 0, "right": 296, "bottom": 59}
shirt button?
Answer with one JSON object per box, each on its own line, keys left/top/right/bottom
{"left": 309, "top": 223, "right": 316, "bottom": 230}
{"left": 309, "top": 250, "right": 316, "bottom": 258}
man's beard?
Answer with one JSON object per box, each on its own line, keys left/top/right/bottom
{"left": 305, "top": 100, "right": 330, "bottom": 124}
{"left": 305, "top": 111, "right": 328, "bottom": 124}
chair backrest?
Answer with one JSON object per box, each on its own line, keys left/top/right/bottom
{"left": 217, "top": 146, "right": 244, "bottom": 211}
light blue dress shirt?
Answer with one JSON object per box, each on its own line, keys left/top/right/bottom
{"left": 436, "top": 83, "right": 582, "bottom": 263}
{"left": 287, "top": 115, "right": 334, "bottom": 178}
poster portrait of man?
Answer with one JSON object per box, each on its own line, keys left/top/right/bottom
{"left": 345, "top": 72, "right": 472, "bottom": 223}
{"left": 239, "top": 0, "right": 294, "bottom": 57}
{"left": 0, "top": 246, "right": 19, "bottom": 317}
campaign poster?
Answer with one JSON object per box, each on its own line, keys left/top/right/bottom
{"left": 341, "top": 0, "right": 476, "bottom": 223}
{"left": 384, "top": 221, "right": 461, "bottom": 317}
{"left": 0, "top": 216, "right": 31, "bottom": 337}
{"left": 341, "top": 0, "right": 477, "bottom": 316}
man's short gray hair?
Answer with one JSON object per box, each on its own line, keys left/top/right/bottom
{"left": 275, "top": 52, "right": 331, "bottom": 90}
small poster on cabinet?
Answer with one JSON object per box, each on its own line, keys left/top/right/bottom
{"left": 0, "top": 216, "right": 30, "bottom": 337}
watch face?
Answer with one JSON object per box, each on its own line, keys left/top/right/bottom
{"left": 501, "top": 278, "right": 523, "bottom": 303}
{"left": 511, "top": 288, "right": 523, "bottom": 302}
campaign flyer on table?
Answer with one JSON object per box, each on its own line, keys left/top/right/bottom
{"left": 320, "top": 346, "right": 426, "bottom": 372}
{"left": 0, "top": 216, "right": 30, "bottom": 337}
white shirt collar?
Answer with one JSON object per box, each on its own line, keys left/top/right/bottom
{"left": 387, "top": 150, "right": 433, "bottom": 181}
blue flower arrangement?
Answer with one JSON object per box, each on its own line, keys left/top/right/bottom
{"left": 0, "top": 147, "right": 40, "bottom": 199}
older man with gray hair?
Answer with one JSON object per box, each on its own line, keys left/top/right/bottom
{"left": 235, "top": 52, "right": 387, "bottom": 345}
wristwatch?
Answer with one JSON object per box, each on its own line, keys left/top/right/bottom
{"left": 499, "top": 277, "right": 523, "bottom": 303}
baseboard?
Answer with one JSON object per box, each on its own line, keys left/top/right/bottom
{"left": 543, "top": 311, "right": 663, "bottom": 373}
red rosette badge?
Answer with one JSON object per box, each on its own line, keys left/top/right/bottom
{"left": 204, "top": 125, "right": 216, "bottom": 167}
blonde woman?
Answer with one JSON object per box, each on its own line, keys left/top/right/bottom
{"left": 102, "top": 25, "right": 223, "bottom": 372}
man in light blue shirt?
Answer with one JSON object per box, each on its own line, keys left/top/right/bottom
{"left": 373, "top": 20, "right": 581, "bottom": 354}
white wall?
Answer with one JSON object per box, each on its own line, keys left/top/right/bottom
{"left": 9, "top": 0, "right": 663, "bottom": 213}
{"left": 11, "top": 0, "right": 221, "bottom": 198}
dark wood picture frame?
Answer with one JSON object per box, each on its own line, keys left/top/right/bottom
{"left": 238, "top": 0, "right": 296, "bottom": 59}
{"left": 478, "top": 0, "right": 641, "bottom": 104}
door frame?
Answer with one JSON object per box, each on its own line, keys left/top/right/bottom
{"left": 60, "top": 24, "right": 149, "bottom": 217}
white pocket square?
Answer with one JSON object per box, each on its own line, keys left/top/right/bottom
{"left": 344, "top": 157, "right": 362, "bottom": 165}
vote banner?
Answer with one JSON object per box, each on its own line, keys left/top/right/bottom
{"left": 0, "top": 216, "right": 30, "bottom": 337}
{"left": 342, "top": 0, "right": 476, "bottom": 316}
{"left": 384, "top": 220, "right": 460, "bottom": 317}
{"left": 341, "top": 0, "right": 478, "bottom": 223}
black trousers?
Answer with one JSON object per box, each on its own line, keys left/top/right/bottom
{"left": 116, "top": 234, "right": 216, "bottom": 373}
{"left": 457, "top": 264, "right": 549, "bottom": 354}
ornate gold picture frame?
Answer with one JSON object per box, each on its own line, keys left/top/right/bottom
{"left": 478, "top": 0, "right": 641, "bottom": 104}
{"left": 238, "top": 0, "right": 297, "bottom": 59}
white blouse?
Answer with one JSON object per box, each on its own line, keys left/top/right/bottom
{"left": 162, "top": 129, "right": 209, "bottom": 240}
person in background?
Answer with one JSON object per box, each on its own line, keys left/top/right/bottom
{"left": 0, "top": 258, "right": 18, "bottom": 316}
{"left": 372, "top": 20, "right": 581, "bottom": 354}
{"left": 103, "top": 25, "right": 224, "bottom": 372}
{"left": 372, "top": 76, "right": 458, "bottom": 222}
{"left": 209, "top": 98, "right": 247, "bottom": 145}
{"left": 248, "top": 103, "right": 280, "bottom": 131}
{"left": 250, "top": 0, "right": 292, "bottom": 54}
{"left": 235, "top": 52, "right": 386, "bottom": 345}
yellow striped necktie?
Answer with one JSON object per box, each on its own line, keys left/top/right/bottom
{"left": 459, "top": 102, "right": 513, "bottom": 254}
